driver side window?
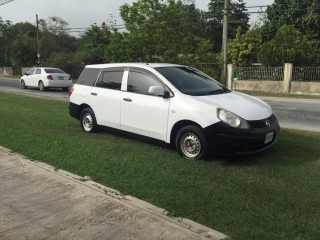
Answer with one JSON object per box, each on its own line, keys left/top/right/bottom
{"left": 127, "top": 71, "right": 162, "bottom": 95}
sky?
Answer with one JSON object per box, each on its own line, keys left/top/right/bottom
{"left": 0, "top": 0, "right": 274, "bottom": 34}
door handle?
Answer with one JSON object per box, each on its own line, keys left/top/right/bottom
{"left": 123, "top": 98, "right": 132, "bottom": 102}
{"left": 91, "top": 92, "right": 97, "bottom": 96}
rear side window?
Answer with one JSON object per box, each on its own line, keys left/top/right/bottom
{"left": 77, "top": 68, "right": 100, "bottom": 86}
{"left": 27, "top": 69, "right": 35, "bottom": 75}
{"left": 35, "top": 69, "right": 41, "bottom": 74}
{"left": 96, "top": 71, "right": 123, "bottom": 90}
{"left": 127, "top": 71, "right": 162, "bottom": 95}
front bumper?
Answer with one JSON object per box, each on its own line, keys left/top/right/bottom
{"left": 204, "top": 118, "right": 280, "bottom": 154}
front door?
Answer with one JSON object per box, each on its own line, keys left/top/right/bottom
{"left": 121, "top": 69, "right": 170, "bottom": 141}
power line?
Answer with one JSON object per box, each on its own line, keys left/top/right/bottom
{"left": 245, "top": 7, "right": 320, "bottom": 14}
{"left": 0, "top": 0, "right": 14, "bottom": 6}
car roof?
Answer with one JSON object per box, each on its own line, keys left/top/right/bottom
{"left": 40, "top": 67, "right": 61, "bottom": 69}
{"left": 84, "top": 63, "right": 182, "bottom": 69}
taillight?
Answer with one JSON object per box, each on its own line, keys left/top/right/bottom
{"left": 69, "top": 87, "right": 74, "bottom": 97}
{"left": 68, "top": 74, "right": 72, "bottom": 80}
{"left": 47, "top": 75, "right": 53, "bottom": 80}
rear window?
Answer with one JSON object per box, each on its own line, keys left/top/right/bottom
{"left": 44, "top": 68, "right": 66, "bottom": 74}
{"left": 77, "top": 68, "right": 101, "bottom": 86}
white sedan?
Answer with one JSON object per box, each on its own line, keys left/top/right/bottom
{"left": 20, "top": 67, "right": 72, "bottom": 91}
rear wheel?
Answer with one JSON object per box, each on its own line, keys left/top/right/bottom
{"left": 80, "top": 107, "right": 97, "bottom": 133}
{"left": 175, "top": 125, "right": 208, "bottom": 160}
{"left": 20, "top": 80, "right": 26, "bottom": 89}
{"left": 38, "top": 81, "right": 46, "bottom": 91}
{"left": 62, "top": 87, "right": 69, "bottom": 92}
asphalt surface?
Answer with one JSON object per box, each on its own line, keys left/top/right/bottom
{"left": 0, "top": 147, "right": 227, "bottom": 240}
{"left": 259, "top": 96, "right": 320, "bottom": 132}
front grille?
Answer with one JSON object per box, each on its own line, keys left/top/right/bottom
{"left": 249, "top": 114, "right": 276, "bottom": 129}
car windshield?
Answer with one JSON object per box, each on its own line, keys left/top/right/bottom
{"left": 154, "top": 66, "right": 229, "bottom": 96}
{"left": 44, "top": 68, "right": 66, "bottom": 74}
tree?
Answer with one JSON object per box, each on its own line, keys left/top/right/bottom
{"left": 207, "top": 0, "right": 249, "bottom": 52}
{"left": 4, "top": 22, "right": 38, "bottom": 71}
{"left": 228, "top": 27, "right": 261, "bottom": 67}
{"left": 38, "top": 17, "right": 77, "bottom": 64}
{"left": 258, "top": 25, "right": 315, "bottom": 66}
{"left": 0, "top": 18, "right": 13, "bottom": 66}
{"left": 261, "top": 0, "right": 320, "bottom": 42}
{"left": 75, "top": 24, "right": 110, "bottom": 64}
{"left": 116, "top": 0, "right": 212, "bottom": 63}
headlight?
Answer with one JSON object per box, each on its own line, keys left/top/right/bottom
{"left": 217, "top": 109, "right": 250, "bottom": 129}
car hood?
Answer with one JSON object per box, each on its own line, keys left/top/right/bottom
{"left": 193, "top": 91, "right": 272, "bottom": 120}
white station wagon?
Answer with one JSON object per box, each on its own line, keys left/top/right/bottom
{"left": 20, "top": 67, "right": 72, "bottom": 91}
{"left": 69, "top": 63, "right": 280, "bottom": 159}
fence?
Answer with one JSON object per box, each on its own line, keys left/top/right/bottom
{"left": 292, "top": 67, "right": 320, "bottom": 82}
{"left": 236, "top": 66, "right": 320, "bottom": 82}
{"left": 235, "top": 67, "right": 284, "bottom": 81}
{"left": 228, "top": 64, "right": 320, "bottom": 95}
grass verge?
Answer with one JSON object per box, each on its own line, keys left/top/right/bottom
{"left": 1, "top": 92, "right": 320, "bottom": 240}
{"left": 238, "top": 90, "right": 320, "bottom": 100}
{"left": 0, "top": 75, "right": 20, "bottom": 79}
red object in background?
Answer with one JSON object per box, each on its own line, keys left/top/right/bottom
{"left": 102, "top": 21, "right": 107, "bottom": 32}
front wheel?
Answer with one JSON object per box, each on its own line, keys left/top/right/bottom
{"left": 80, "top": 107, "right": 97, "bottom": 133}
{"left": 175, "top": 125, "right": 208, "bottom": 160}
{"left": 20, "top": 80, "right": 27, "bottom": 89}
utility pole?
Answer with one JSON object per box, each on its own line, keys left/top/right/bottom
{"left": 36, "top": 14, "right": 40, "bottom": 64}
{"left": 222, "top": 0, "right": 229, "bottom": 85}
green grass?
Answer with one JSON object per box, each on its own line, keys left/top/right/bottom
{"left": 0, "top": 74, "right": 20, "bottom": 79}
{"left": 1, "top": 92, "right": 320, "bottom": 240}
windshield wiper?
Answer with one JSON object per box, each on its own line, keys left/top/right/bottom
{"left": 187, "top": 88, "right": 230, "bottom": 96}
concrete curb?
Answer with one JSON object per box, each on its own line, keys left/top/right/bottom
{"left": 0, "top": 146, "right": 228, "bottom": 240}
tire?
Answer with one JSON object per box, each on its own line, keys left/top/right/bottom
{"left": 20, "top": 80, "right": 27, "bottom": 89}
{"left": 38, "top": 81, "right": 46, "bottom": 91}
{"left": 80, "top": 107, "right": 97, "bottom": 133}
{"left": 175, "top": 125, "right": 208, "bottom": 160}
{"left": 62, "top": 87, "right": 69, "bottom": 92}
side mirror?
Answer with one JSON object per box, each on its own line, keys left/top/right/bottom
{"left": 148, "top": 86, "right": 165, "bottom": 96}
{"left": 24, "top": 73, "right": 30, "bottom": 76}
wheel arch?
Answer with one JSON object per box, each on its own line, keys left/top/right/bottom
{"left": 170, "top": 120, "right": 202, "bottom": 147}
{"left": 77, "top": 104, "right": 93, "bottom": 119}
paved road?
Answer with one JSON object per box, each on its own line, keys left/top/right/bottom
{"left": 1, "top": 78, "right": 320, "bottom": 132}
{"left": 259, "top": 96, "right": 320, "bottom": 132}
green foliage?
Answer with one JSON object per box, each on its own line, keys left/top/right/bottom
{"left": 0, "top": 20, "right": 38, "bottom": 72}
{"left": 207, "top": 0, "right": 250, "bottom": 52}
{"left": 8, "top": 0, "right": 320, "bottom": 74}
{"left": 261, "top": 0, "right": 320, "bottom": 42}
{"left": 258, "top": 25, "right": 316, "bottom": 66}
{"left": 112, "top": 0, "right": 212, "bottom": 63}
{"left": 228, "top": 27, "right": 261, "bottom": 67}
{"left": 76, "top": 24, "right": 110, "bottom": 64}
{"left": 39, "top": 17, "right": 77, "bottom": 66}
